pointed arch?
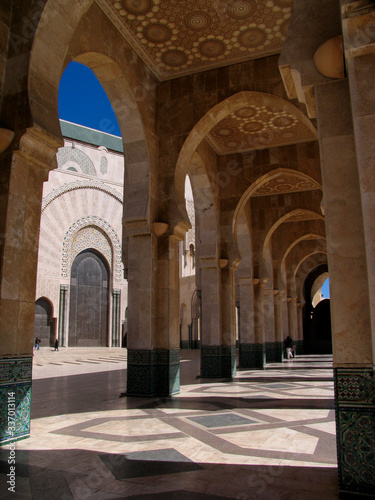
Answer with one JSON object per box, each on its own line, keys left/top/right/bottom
{"left": 174, "top": 91, "right": 318, "bottom": 227}
{"left": 263, "top": 209, "right": 324, "bottom": 261}
{"left": 233, "top": 168, "right": 322, "bottom": 261}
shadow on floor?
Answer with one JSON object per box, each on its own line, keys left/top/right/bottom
{"left": 0, "top": 448, "right": 339, "bottom": 500}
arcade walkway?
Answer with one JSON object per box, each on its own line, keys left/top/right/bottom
{"left": 0, "top": 349, "right": 339, "bottom": 499}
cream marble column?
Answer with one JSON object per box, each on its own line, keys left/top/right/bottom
{"left": 281, "top": 292, "right": 290, "bottom": 344}
{"left": 273, "top": 290, "right": 284, "bottom": 361}
{"left": 291, "top": 297, "right": 299, "bottom": 355}
{"left": 342, "top": 1, "right": 375, "bottom": 358}
{"left": 316, "top": 77, "right": 374, "bottom": 496}
{"left": 0, "top": 126, "right": 61, "bottom": 444}
{"left": 220, "top": 265, "right": 236, "bottom": 376}
{"left": 200, "top": 258, "right": 236, "bottom": 377}
{"left": 155, "top": 233, "right": 181, "bottom": 393}
{"left": 252, "top": 279, "right": 266, "bottom": 369}
{"left": 238, "top": 276, "right": 256, "bottom": 367}
{"left": 296, "top": 301, "right": 304, "bottom": 353}
{"left": 263, "top": 287, "right": 277, "bottom": 362}
{"left": 125, "top": 225, "right": 181, "bottom": 396}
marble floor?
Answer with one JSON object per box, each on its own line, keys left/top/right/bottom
{"left": 0, "top": 349, "right": 339, "bottom": 499}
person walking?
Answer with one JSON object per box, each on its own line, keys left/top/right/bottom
{"left": 284, "top": 335, "right": 294, "bottom": 359}
{"left": 35, "top": 337, "right": 41, "bottom": 350}
{"left": 54, "top": 338, "right": 59, "bottom": 351}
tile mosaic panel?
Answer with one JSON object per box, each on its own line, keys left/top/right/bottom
{"left": 334, "top": 368, "right": 375, "bottom": 496}
{"left": 335, "top": 368, "right": 374, "bottom": 406}
{"left": 201, "top": 345, "right": 236, "bottom": 378}
{"left": 239, "top": 343, "right": 265, "bottom": 369}
{"left": 265, "top": 342, "right": 283, "bottom": 363}
{"left": 0, "top": 358, "right": 32, "bottom": 445}
{"left": 127, "top": 349, "right": 180, "bottom": 396}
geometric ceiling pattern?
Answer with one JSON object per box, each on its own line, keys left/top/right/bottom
{"left": 252, "top": 172, "right": 321, "bottom": 197}
{"left": 206, "top": 93, "right": 317, "bottom": 155}
{"left": 282, "top": 209, "right": 323, "bottom": 223}
{"left": 98, "top": 0, "right": 293, "bottom": 80}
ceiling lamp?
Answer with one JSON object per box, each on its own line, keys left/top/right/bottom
{"left": 0, "top": 128, "right": 15, "bottom": 153}
{"left": 313, "top": 35, "right": 345, "bottom": 79}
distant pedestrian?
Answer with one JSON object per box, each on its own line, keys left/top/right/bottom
{"left": 35, "top": 337, "right": 41, "bottom": 350}
{"left": 54, "top": 339, "right": 59, "bottom": 351}
{"left": 284, "top": 335, "right": 294, "bottom": 359}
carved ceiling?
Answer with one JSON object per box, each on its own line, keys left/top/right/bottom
{"left": 252, "top": 172, "right": 321, "bottom": 197}
{"left": 98, "top": 0, "right": 293, "bottom": 80}
{"left": 206, "top": 93, "right": 317, "bottom": 155}
{"left": 282, "top": 210, "right": 323, "bottom": 223}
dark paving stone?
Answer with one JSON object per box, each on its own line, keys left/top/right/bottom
{"left": 188, "top": 413, "right": 256, "bottom": 428}
{"left": 126, "top": 491, "right": 234, "bottom": 499}
{"left": 100, "top": 448, "right": 203, "bottom": 479}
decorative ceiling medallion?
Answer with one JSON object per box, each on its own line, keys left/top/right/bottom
{"left": 99, "top": 0, "right": 292, "bottom": 80}
{"left": 121, "top": 0, "right": 153, "bottom": 15}
{"left": 226, "top": 140, "right": 241, "bottom": 149}
{"left": 162, "top": 49, "right": 188, "bottom": 67}
{"left": 271, "top": 114, "right": 296, "bottom": 129}
{"left": 235, "top": 106, "right": 258, "bottom": 119}
{"left": 242, "top": 121, "right": 264, "bottom": 133}
{"left": 199, "top": 39, "right": 225, "bottom": 58}
{"left": 144, "top": 23, "right": 172, "bottom": 43}
{"left": 206, "top": 93, "right": 317, "bottom": 156}
{"left": 225, "top": 0, "right": 258, "bottom": 20}
{"left": 239, "top": 28, "right": 267, "bottom": 48}
{"left": 184, "top": 11, "right": 212, "bottom": 31}
{"left": 253, "top": 175, "right": 320, "bottom": 197}
{"left": 216, "top": 128, "right": 232, "bottom": 136}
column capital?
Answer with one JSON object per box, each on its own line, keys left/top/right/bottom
{"left": 15, "top": 126, "right": 62, "bottom": 179}
{"left": 124, "top": 218, "right": 150, "bottom": 236}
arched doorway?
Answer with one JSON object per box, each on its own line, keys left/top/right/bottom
{"left": 34, "top": 298, "right": 55, "bottom": 347}
{"left": 303, "top": 265, "right": 332, "bottom": 354}
{"left": 311, "top": 299, "right": 332, "bottom": 354}
{"left": 68, "top": 249, "right": 109, "bottom": 347}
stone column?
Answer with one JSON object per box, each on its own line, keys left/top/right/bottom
{"left": 238, "top": 276, "right": 255, "bottom": 367}
{"left": 281, "top": 292, "right": 289, "bottom": 352}
{"left": 273, "top": 290, "right": 284, "bottom": 362}
{"left": 253, "top": 279, "right": 266, "bottom": 369}
{"left": 0, "top": 127, "right": 60, "bottom": 444}
{"left": 200, "top": 258, "right": 236, "bottom": 377}
{"left": 316, "top": 77, "right": 374, "bottom": 497}
{"left": 58, "top": 285, "right": 68, "bottom": 347}
{"left": 125, "top": 227, "right": 180, "bottom": 396}
{"left": 264, "top": 288, "right": 277, "bottom": 362}
{"left": 220, "top": 265, "right": 236, "bottom": 377}
{"left": 111, "top": 289, "right": 120, "bottom": 347}
{"left": 154, "top": 234, "right": 180, "bottom": 394}
{"left": 291, "top": 297, "right": 299, "bottom": 355}
{"left": 296, "top": 301, "right": 304, "bottom": 354}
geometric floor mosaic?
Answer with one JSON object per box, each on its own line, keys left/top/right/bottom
{"left": 0, "top": 349, "right": 339, "bottom": 499}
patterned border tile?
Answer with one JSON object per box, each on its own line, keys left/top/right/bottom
{"left": 127, "top": 349, "right": 180, "bottom": 396}
{"left": 239, "top": 343, "right": 265, "bottom": 369}
{"left": 334, "top": 368, "right": 375, "bottom": 496}
{"left": 201, "top": 345, "right": 236, "bottom": 378}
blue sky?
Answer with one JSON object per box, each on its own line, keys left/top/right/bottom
{"left": 58, "top": 61, "right": 121, "bottom": 137}
{"left": 322, "top": 278, "right": 330, "bottom": 298}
